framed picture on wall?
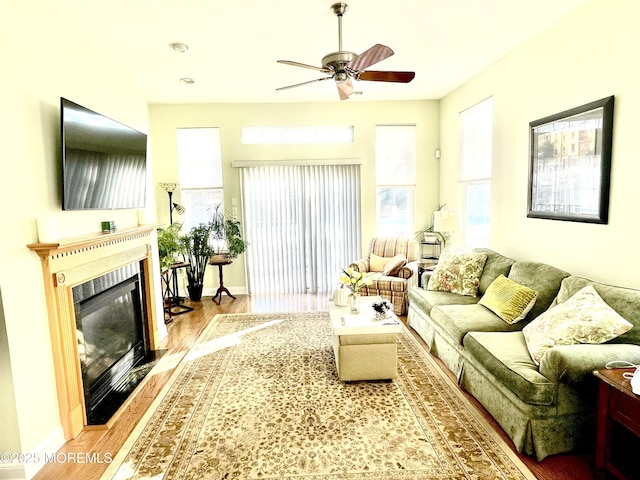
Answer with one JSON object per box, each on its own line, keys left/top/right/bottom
{"left": 527, "top": 95, "right": 614, "bottom": 224}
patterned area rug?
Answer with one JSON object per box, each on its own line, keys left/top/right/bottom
{"left": 103, "top": 312, "right": 535, "bottom": 479}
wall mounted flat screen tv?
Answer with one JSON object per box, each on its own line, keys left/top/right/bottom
{"left": 61, "top": 98, "right": 147, "bottom": 210}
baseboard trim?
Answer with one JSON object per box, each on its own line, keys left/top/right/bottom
{"left": 0, "top": 463, "right": 25, "bottom": 480}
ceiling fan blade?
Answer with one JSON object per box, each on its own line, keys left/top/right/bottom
{"left": 337, "top": 79, "right": 354, "bottom": 100}
{"left": 357, "top": 70, "right": 416, "bottom": 83}
{"left": 277, "top": 60, "right": 331, "bottom": 73}
{"left": 276, "top": 76, "right": 333, "bottom": 91}
{"left": 348, "top": 44, "right": 394, "bottom": 72}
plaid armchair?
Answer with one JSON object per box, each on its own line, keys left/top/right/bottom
{"left": 349, "top": 237, "right": 419, "bottom": 315}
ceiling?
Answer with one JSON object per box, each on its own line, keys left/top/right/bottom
{"left": 71, "top": 0, "right": 586, "bottom": 104}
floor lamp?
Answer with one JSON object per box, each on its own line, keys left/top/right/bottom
{"left": 157, "top": 182, "right": 193, "bottom": 319}
{"left": 158, "top": 182, "right": 186, "bottom": 224}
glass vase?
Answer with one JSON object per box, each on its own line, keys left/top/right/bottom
{"left": 349, "top": 292, "right": 360, "bottom": 314}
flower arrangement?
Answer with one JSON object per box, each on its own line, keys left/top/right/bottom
{"left": 372, "top": 300, "right": 392, "bottom": 320}
{"left": 372, "top": 300, "right": 391, "bottom": 315}
{"left": 339, "top": 267, "right": 372, "bottom": 293}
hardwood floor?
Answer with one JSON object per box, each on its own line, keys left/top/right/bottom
{"left": 34, "top": 293, "right": 595, "bottom": 480}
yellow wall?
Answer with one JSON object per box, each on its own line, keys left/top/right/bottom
{"left": 5, "top": 0, "right": 639, "bottom": 476}
{"left": 1, "top": 4, "right": 159, "bottom": 477}
{"left": 148, "top": 101, "right": 440, "bottom": 292}
{"left": 439, "top": 0, "right": 640, "bottom": 289}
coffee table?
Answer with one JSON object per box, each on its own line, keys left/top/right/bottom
{"left": 329, "top": 295, "right": 402, "bottom": 381}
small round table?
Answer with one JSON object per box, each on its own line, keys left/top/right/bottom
{"left": 209, "top": 258, "right": 236, "bottom": 304}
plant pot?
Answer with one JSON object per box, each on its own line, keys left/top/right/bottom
{"left": 187, "top": 285, "right": 204, "bottom": 302}
{"left": 210, "top": 254, "right": 227, "bottom": 263}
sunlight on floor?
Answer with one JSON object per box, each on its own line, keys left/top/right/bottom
{"left": 184, "top": 319, "right": 284, "bottom": 362}
{"left": 248, "top": 292, "right": 329, "bottom": 312}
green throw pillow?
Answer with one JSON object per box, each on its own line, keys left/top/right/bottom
{"left": 479, "top": 274, "right": 538, "bottom": 324}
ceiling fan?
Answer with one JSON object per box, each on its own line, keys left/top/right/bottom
{"left": 276, "top": 2, "right": 415, "bottom": 100}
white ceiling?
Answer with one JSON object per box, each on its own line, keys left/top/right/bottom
{"left": 70, "top": 0, "right": 586, "bottom": 104}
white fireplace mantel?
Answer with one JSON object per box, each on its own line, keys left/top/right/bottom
{"left": 28, "top": 225, "right": 161, "bottom": 440}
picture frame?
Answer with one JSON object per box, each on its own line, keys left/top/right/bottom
{"left": 527, "top": 96, "right": 614, "bottom": 224}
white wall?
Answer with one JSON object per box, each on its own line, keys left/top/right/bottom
{"left": 439, "top": 0, "right": 640, "bottom": 289}
{"left": 148, "top": 100, "right": 441, "bottom": 291}
{"left": 0, "top": 4, "right": 158, "bottom": 478}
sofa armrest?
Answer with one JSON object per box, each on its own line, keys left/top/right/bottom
{"left": 349, "top": 259, "right": 370, "bottom": 273}
{"left": 539, "top": 343, "right": 640, "bottom": 384}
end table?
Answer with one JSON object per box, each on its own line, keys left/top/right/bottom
{"left": 593, "top": 367, "right": 640, "bottom": 480}
{"left": 209, "top": 258, "right": 236, "bottom": 304}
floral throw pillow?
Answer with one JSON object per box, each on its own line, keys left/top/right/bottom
{"left": 427, "top": 252, "right": 488, "bottom": 297}
{"left": 522, "top": 284, "right": 633, "bottom": 365}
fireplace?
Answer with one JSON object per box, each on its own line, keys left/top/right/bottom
{"left": 74, "top": 262, "right": 151, "bottom": 424}
{"left": 28, "top": 226, "right": 162, "bottom": 439}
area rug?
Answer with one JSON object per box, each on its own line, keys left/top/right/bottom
{"left": 102, "top": 311, "right": 535, "bottom": 479}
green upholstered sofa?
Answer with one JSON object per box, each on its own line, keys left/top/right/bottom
{"left": 407, "top": 248, "right": 640, "bottom": 461}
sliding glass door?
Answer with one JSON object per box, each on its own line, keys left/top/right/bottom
{"left": 241, "top": 164, "right": 361, "bottom": 294}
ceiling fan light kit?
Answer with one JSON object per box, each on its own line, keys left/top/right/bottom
{"left": 277, "top": 2, "right": 415, "bottom": 100}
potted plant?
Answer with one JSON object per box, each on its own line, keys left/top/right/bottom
{"left": 179, "top": 223, "right": 215, "bottom": 301}
{"left": 209, "top": 204, "right": 246, "bottom": 261}
{"left": 156, "top": 223, "right": 184, "bottom": 271}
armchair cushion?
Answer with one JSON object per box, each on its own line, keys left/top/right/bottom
{"left": 383, "top": 254, "right": 408, "bottom": 275}
{"left": 369, "top": 253, "right": 407, "bottom": 275}
{"left": 370, "top": 253, "right": 388, "bottom": 272}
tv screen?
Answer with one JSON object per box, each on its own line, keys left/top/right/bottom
{"left": 61, "top": 98, "right": 147, "bottom": 210}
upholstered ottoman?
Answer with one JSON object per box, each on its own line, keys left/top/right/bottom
{"left": 329, "top": 296, "right": 402, "bottom": 381}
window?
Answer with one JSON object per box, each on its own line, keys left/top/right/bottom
{"left": 459, "top": 97, "right": 493, "bottom": 247}
{"left": 176, "top": 128, "right": 224, "bottom": 231}
{"left": 375, "top": 125, "right": 416, "bottom": 237}
{"left": 241, "top": 126, "right": 354, "bottom": 144}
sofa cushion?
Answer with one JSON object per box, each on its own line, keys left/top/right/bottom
{"left": 479, "top": 274, "right": 538, "bottom": 324}
{"left": 553, "top": 276, "right": 640, "bottom": 345}
{"left": 472, "top": 248, "right": 516, "bottom": 295}
{"left": 427, "top": 252, "right": 488, "bottom": 296}
{"left": 464, "top": 331, "right": 556, "bottom": 406}
{"left": 408, "top": 288, "right": 480, "bottom": 316}
{"left": 430, "top": 304, "right": 524, "bottom": 345}
{"left": 507, "top": 261, "right": 570, "bottom": 321}
{"left": 522, "top": 285, "right": 633, "bottom": 365}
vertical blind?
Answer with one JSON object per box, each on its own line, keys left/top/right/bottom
{"left": 240, "top": 164, "right": 361, "bottom": 294}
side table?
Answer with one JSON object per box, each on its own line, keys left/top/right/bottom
{"left": 162, "top": 262, "right": 194, "bottom": 323}
{"left": 209, "top": 258, "right": 236, "bottom": 304}
{"left": 593, "top": 367, "right": 640, "bottom": 480}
